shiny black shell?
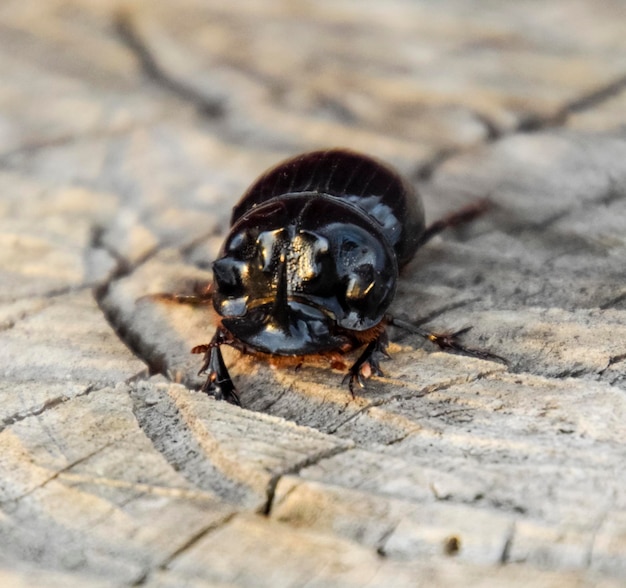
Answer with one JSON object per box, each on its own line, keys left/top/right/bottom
{"left": 211, "top": 149, "right": 425, "bottom": 356}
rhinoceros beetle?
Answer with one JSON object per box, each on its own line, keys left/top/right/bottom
{"left": 167, "top": 149, "right": 503, "bottom": 405}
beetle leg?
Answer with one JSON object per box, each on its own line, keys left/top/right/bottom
{"left": 343, "top": 331, "right": 390, "bottom": 396}
{"left": 416, "top": 199, "right": 490, "bottom": 248}
{"left": 388, "top": 316, "right": 508, "bottom": 364}
{"left": 192, "top": 328, "right": 241, "bottom": 406}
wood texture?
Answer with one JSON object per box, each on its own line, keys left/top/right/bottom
{"left": 1, "top": 1, "right": 625, "bottom": 586}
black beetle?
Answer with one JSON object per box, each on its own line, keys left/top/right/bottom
{"left": 170, "top": 149, "right": 502, "bottom": 405}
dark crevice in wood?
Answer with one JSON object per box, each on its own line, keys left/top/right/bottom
{"left": 499, "top": 523, "right": 515, "bottom": 564}
{"left": 0, "top": 123, "right": 152, "bottom": 164}
{"left": 375, "top": 524, "right": 399, "bottom": 558}
{"left": 416, "top": 71, "right": 626, "bottom": 182}
{"left": 262, "top": 444, "right": 354, "bottom": 516}
{"left": 491, "top": 182, "right": 625, "bottom": 249}
{"left": 584, "top": 510, "right": 611, "bottom": 570}
{"left": 429, "top": 485, "right": 526, "bottom": 515}
{"left": 521, "top": 210, "right": 572, "bottom": 234}
{"left": 474, "top": 496, "right": 527, "bottom": 516}
{"left": 90, "top": 224, "right": 220, "bottom": 387}
{"left": 93, "top": 280, "right": 167, "bottom": 381}
{"left": 414, "top": 111, "right": 502, "bottom": 181}
{"left": 551, "top": 367, "right": 589, "bottom": 379}
{"left": 0, "top": 437, "right": 116, "bottom": 505}
{"left": 391, "top": 297, "right": 481, "bottom": 331}
{"left": 131, "top": 511, "right": 238, "bottom": 586}
{"left": 0, "top": 134, "right": 80, "bottom": 164}
{"left": 161, "top": 512, "right": 237, "bottom": 568}
{"left": 428, "top": 406, "right": 473, "bottom": 420}
{"left": 262, "top": 475, "right": 299, "bottom": 517}
{"left": 607, "top": 353, "right": 626, "bottom": 368}
{"left": 1, "top": 283, "right": 94, "bottom": 313}
{"left": 324, "top": 368, "right": 500, "bottom": 435}
{"left": 0, "top": 302, "right": 50, "bottom": 332}
{"left": 596, "top": 180, "right": 626, "bottom": 207}
{"left": 315, "top": 94, "right": 360, "bottom": 125}
{"left": 598, "top": 353, "right": 626, "bottom": 379}
{"left": 565, "top": 72, "right": 626, "bottom": 114}
{"left": 413, "top": 147, "right": 460, "bottom": 182}
{"left": 472, "top": 111, "right": 503, "bottom": 141}
{"left": 0, "top": 384, "right": 96, "bottom": 433}
{"left": 261, "top": 474, "right": 283, "bottom": 516}
{"left": 599, "top": 291, "right": 626, "bottom": 310}
{"left": 114, "top": 11, "right": 225, "bottom": 119}
{"left": 90, "top": 223, "right": 182, "bottom": 382}
{"left": 129, "top": 386, "right": 258, "bottom": 504}
{"left": 252, "top": 385, "right": 290, "bottom": 414}
{"left": 383, "top": 432, "right": 411, "bottom": 446}
{"left": 516, "top": 72, "right": 626, "bottom": 134}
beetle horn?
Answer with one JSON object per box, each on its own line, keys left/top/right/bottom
{"left": 271, "top": 251, "right": 291, "bottom": 333}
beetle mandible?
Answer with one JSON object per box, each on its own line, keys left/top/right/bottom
{"left": 183, "top": 149, "right": 502, "bottom": 405}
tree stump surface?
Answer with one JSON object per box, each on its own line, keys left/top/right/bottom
{"left": 1, "top": 1, "right": 625, "bottom": 586}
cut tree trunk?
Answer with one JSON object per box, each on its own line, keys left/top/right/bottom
{"left": 1, "top": 1, "right": 625, "bottom": 586}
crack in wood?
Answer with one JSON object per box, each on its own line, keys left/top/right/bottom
{"left": 262, "top": 443, "right": 354, "bottom": 516}
{"left": 114, "top": 10, "right": 225, "bottom": 119}
{"left": 111, "top": 8, "right": 626, "bottom": 194}
{"left": 1, "top": 283, "right": 94, "bottom": 309}
{"left": 0, "top": 384, "right": 96, "bottom": 432}
{"left": 600, "top": 291, "right": 626, "bottom": 310}
{"left": 92, "top": 235, "right": 169, "bottom": 378}
{"left": 391, "top": 297, "right": 482, "bottom": 331}
{"left": 414, "top": 147, "right": 461, "bottom": 182}
{"left": 0, "top": 303, "right": 51, "bottom": 332}
{"left": 566, "top": 73, "right": 626, "bottom": 115}
{"left": 0, "top": 122, "right": 154, "bottom": 164}
{"left": 416, "top": 71, "right": 626, "bottom": 182}
{"left": 128, "top": 386, "right": 257, "bottom": 504}
{"left": 323, "top": 368, "right": 499, "bottom": 435}
{"left": 159, "top": 512, "right": 238, "bottom": 569}
{"left": 375, "top": 523, "right": 400, "bottom": 557}
{"left": 518, "top": 72, "right": 626, "bottom": 133}
{"left": 130, "top": 511, "right": 238, "bottom": 586}
{"left": 90, "top": 223, "right": 220, "bottom": 386}
{"left": 0, "top": 437, "right": 119, "bottom": 505}
{"left": 499, "top": 523, "right": 515, "bottom": 564}
{"left": 56, "top": 472, "right": 219, "bottom": 505}
{"left": 414, "top": 113, "right": 501, "bottom": 181}
{"left": 428, "top": 490, "right": 528, "bottom": 517}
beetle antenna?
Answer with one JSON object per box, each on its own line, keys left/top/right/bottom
{"left": 137, "top": 282, "right": 214, "bottom": 307}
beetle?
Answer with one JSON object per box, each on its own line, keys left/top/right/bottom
{"left": 169, "top": 149, "right": 503, "bottom": 405}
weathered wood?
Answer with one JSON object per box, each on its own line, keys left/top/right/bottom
{"left": 1, "top": 0, "right": 625, "bottom": 586}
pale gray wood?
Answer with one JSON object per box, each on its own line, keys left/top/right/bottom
{"left": 1, "top": 1, "right": 625, "bottom": 586}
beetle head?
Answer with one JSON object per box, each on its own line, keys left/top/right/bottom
{"left": 212, "top": 195, "right": 397, "bottom": 355}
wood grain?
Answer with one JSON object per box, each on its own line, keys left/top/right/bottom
{"left": 1, "top": 1, "right": 625, "bottom": 586}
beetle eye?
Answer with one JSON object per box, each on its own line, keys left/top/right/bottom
{"left": 345, "top": 264, "right": 375, "bottom": 302}
{"left": 213, "top": 257, "right": 248, "bottom": 294}
{"left": 340, "top": 238, "right": 376, "bottom": 268}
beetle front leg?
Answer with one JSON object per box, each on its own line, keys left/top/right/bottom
{"left": 192, "top": 328, "right": 241, "bottom": 406}
{"left": 344, "top": 331, "right": 390, "bottom": 396}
